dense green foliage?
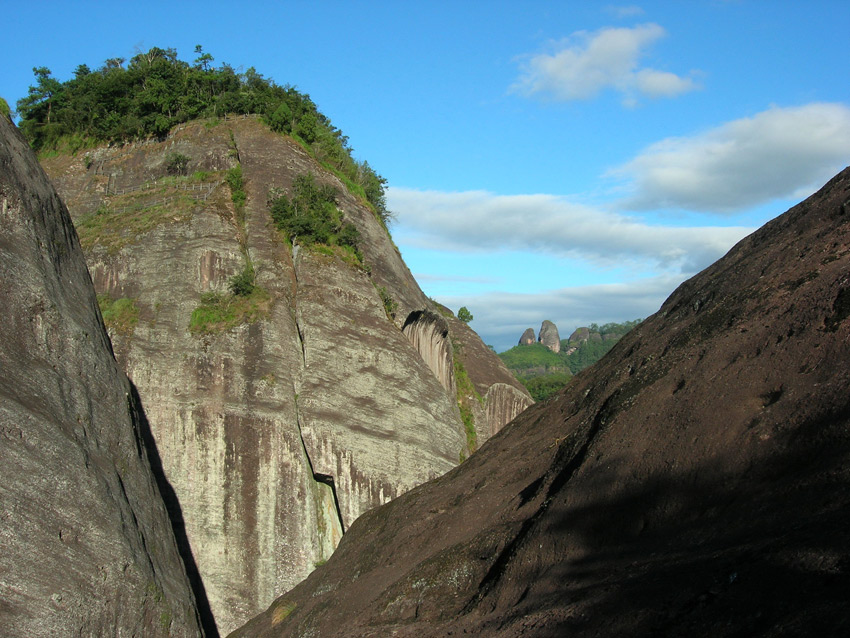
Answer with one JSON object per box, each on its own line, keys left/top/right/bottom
{"left": 15, "top": 46, "right": 391, "bottom": 225}
{"left": 0, "top": 96, "right": 10, "bottom": 120}
{"left": 498, "top": 343, "right": 564, "bottom": 371}
{"left": 522, "top": 372, "right": 573, "bottom": 402}
{"left": 270, "top": 173, "right": 361, "bottom": 260}
{"left": 457, "top": 306, "right": 473, "bottom": 323}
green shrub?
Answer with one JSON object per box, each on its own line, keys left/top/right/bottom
{"left": 377, "top": 286, "right": 397, "bottom": 320}
{"left": 189, "top": 287, "right": 269, "bottom": 334}
{"left": 453, "top": 346, "right": 481, "bottom": 456}
{"left": 229, "top": 263, "right": 255, "bottom": 297}
{"left": 98, "top": 294, "right": 139, "bottom": 335}
{"left": 270, "top": 173, "right": 360, "bottom": 260}
{"left": 165, "top": 152, "right": 190, "bottom": 175}
{"left": 226, "top": 165, "right": 246, "bottom": 207}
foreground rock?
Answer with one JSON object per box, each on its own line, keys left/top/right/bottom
{"left": 230, "top": 167, "right": 850, "bottom": 637}
{"left": 41, "top": 116, "right": 531, "bottom": 634}
{"left": 0, "top": 115, "right": 202, "bottom": 635}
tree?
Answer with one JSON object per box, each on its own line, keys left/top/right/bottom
{"left": 458, "top": 306, "right": 473, "bottom": 323}
{"left": 17, "top": 67, "right": 62, "bottom": 123}
{"left": 193, "top": 44, "right": 214, "bottom": 71}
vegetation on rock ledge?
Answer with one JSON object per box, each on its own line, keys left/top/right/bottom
{"left": 98, "top": 294, "right": 139, "bottom": 335}
{"left": 270, "top": 173, "right": 362, "bottom": 264}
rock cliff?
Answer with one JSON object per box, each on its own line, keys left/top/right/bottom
{"left": 229, "top": 167, "right": 850, "bottom": 637}
{"left": 41, "top": 116, "right": 531, "bottom": 635}
{"left": 518, "top": 327, "right": 535, "bottom": 345}
{"left": 537, "top": 319, "right": 560, "bottom": 352}
{"left": 0, "top": 115, "right": 202, "bottom": 636}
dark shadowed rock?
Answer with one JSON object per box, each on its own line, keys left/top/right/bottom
{"left": 518, "top": 327, "right": 535, "bottom": 345}
{"left": 0, "top": 116, "right": 202, "bottom": 636}
{"left": 538, "top": 319, "right": 560, "bottom": 353}
{"left": 229, "top": 167, "right": 850, "bottom": 638}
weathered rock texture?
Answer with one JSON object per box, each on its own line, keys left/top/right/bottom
{"left": 0, "top": 115, "right": 202, "bottom": 636}
{"left": 229, "top": 168, "right": 850, "bottom": 637}
{"left": 41, "top": 116, "right": 531, "bottom": 635}
{"left": 518, "top": 327, "right": 535, "bottom": 345}
{"left": 538, "top": 319, "right": 560, "bottom": 352}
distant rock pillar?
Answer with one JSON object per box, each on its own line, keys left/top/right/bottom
{"left": 519, "top": 328, "right": 536, "bottom": 345}
{"left": 538, "top": 320, "right": 561, "bottom": 353}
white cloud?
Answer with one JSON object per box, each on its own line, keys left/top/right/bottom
{"left": 511, "top": 23, "right": 699, "bottom": 104}
{"left": 437, "top": 275, "right": 681, "bottom": 352}
{"left": 388, "top": 187, "right": 752, "bottom": 274}
{"left": 606, "top": 5, "right": 646, "bottom": 19}
{"left": 613, "top": 103, "right": 850, "bottom": 213}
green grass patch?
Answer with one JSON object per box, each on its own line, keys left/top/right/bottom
{"left": 453, "top": 346, "right": 481, "bottom": 456}
{"left": 97, "top": 294, "right": 139, "bottom": 335}
{"left": 189, "top": 287, "right": 270, "bottom": 335}
{"left": 77, "top": 196, "right": 200, "bottom": 253}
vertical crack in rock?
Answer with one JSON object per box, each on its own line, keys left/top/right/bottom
{"left": 293, "top": 382, "right": 345, "bottom": 563}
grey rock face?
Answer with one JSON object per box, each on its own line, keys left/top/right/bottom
{"left": 402, "top": 310, "right": 455, "bottom": 394}
{"left": 538, "top": 320, "right": 561, "bottom": 353}
{"left": 519, "top": 328, "right": 536, "bottom": 345}
{"left": 42, "top": 117, "right": 526, "bottom": 635}
{"left": 569, "top": 326, "right": 590, "bottom": 343}
{"left": 0, "top": 117, "right": 202, "bottom": 636}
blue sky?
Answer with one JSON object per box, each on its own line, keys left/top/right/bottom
{"left": 2, "top": 1, "right": 849, "bottom": 351}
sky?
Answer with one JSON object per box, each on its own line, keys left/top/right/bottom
{"left": 2, "top": 1, "right": 849, "bottom": 351}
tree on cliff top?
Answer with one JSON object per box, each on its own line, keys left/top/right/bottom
{"left": 14, "top": 47, "right": 392, "bottom": 225}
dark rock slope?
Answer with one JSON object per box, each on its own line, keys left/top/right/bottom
{"left": 0, "top": 114, "right": 202, "bottom": 634}
{"left": 230, "top": 167, "right": 850, "bottom": 638}
{"left": 41, "top": 116, "right": 531, "bottom": 635}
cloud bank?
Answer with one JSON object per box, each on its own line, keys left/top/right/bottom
{"left": 511, "top": 23, "right": 699, "bottom": 105}
{"left": 388, "top": 188, "right": 752, "bottom": 274}
{"left": 613, "top": 103, "right": 850, "bottom": 212}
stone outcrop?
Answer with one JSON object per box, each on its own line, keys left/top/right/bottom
{"left": 41, "top": 116, "right": 530, "bottom": 635}
{"left": 518, "top": 327, "right": 535, "bottom": 345}
{"left": 229, "top": 168, "right": 850, "bottom": 638}
{"left": 537, "top": 319, "right": 560, "bottom": 352}
{"left": 0, "top": 115, "right": 202, "bottom": 636}
{"left": 568, "top": 326, "right": 590, "bottom": 342}
{"left": 402, "top": 310, "right": 454, "bottom": 394}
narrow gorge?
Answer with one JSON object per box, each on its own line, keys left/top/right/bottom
{"left": 40, "top": 115, "right": 532, "bottom": 635}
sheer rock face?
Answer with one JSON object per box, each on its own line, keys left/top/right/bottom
{"left": 538, "top": 319, "right": 560, "bottom": 352}
{"left": 229, "top": 168, "right": 850, "bottom": 638}
{"left": 402, "top": 311, "right": 455, "bottom": 395}
{"left": 0, "top": 116, "right": 202, "bottom": 637}
{"left": 518, "top": 327, "right": 535, "bottom": 345}
{"left": 41, "top": 116, "right": 528, "bottom": 635}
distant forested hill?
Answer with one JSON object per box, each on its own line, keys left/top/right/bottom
{"left": 500, "top": 320, "right": 641, "bottom": 400}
